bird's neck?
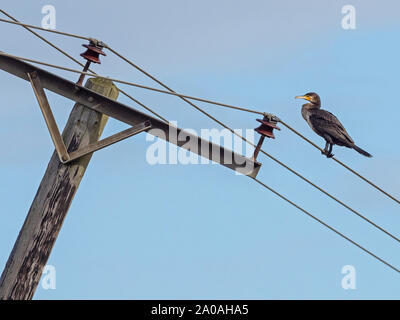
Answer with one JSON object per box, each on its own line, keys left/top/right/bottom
{"left": 302, "top": 102, "right": 320, "bottom": 111}
{"left": 301, "top": 103, "right": 320, "bottom": 120}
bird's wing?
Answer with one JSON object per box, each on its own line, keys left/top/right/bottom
{"left": 309, "top": 109, "right": 354, "bottom": 145}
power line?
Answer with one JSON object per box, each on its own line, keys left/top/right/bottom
{"left": 4, "top": 50, "right": 398, "bottom": 245}
{"left": 93, "top": 46, "right": 400, "bottom": 208}
{"left": 0, "top": 10, "right": 168, "bottom": 124}
{"left": 0, "top": 14, "right": 263, "bottom": 118}
{"left": 0, "top": 14, "right": 398, "bottom": 206}
{"left": 109, "top": 49, "right": 400, "bottom": 207}
{"left": 2, "top": 50, "right": 399, "bottom": 243}
{"left": 2, "top": 10, "right": 399, "bottom": 274}
{"left": 0, "top": 16, "right": 90, "bottom": 41}
{"left": 105, "top": 46, "right": 265, "bottom": 115}
{"left": 96, "top": 50, "right": 400, "bottom": 244}
{"left": 4, "top": 53, "right": 399, "bottom": 275}
{"left": 105, "top": 45, "right": 400, "bottom": 271}
{"left": 279, "top": 120, "right": 400, "bottom": 205}
{"left": 0, "top": 16, "right": 398, "bottom": 207}
{"left": 252, "top": 177, "right": 400, "bottom": 274}
{"left": 0, "top": 13, "right": 265, "bottom": 117}
{"left": 0, "top": 51, "right": 264, "bottom": 115}
{"left": 0, "top": 10, "right": 87, "bottom": 69}
{"left": 106, "top": 44, "right": 400, "bottom": 208}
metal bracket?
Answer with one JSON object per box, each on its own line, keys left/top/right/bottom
{"left": 27, "top": 71, "right": 151, "bottom": 164}
{"left": 0, "top": 55, "right": 261, "bottom": 177}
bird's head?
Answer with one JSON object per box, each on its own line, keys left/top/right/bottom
{"left": 295, "top": 92, "right": 321, "bottom": 107}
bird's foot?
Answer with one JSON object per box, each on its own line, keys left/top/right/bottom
{"left": 321, "top": 149, "right": 334, "bottom": 158}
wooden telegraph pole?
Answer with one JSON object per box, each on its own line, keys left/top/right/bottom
{"left": 0, "top": 46, "right": 261, "bottom": 299}
{"left": 0, "top": 63, "right": 118, "bottom": 299}
{"left": 0, "top": 76, "right": 118, "bottom": 299}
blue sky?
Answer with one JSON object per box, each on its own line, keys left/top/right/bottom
{"left": 1, "top": 0, "right": 400, "bottom": 299}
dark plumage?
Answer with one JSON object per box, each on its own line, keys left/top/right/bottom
{"left": 295, "top": 92, "right": 372, "bottom": 158}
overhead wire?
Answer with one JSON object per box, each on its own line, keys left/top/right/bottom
{"left": 0, "top": 14, "right": 397, "bottom": 206}
{"left": 0, "top": 53, "right": 263, "bottom": 114}
{"left": 105, "top": 45, "right": 400, "bottom": 207}
{"left": 0, "top": 10, "right": 168, "bottom": 124}
{"left": 94, "top": 50, "right": 400, "bottom": 242}
{"left": 1, "top": 49, "right": 399, "bottom": 245}
{"left": 279, "top": 119, "right": 400, "bottom": 205}
{"left": 0, "top": 16, "right": 90, "bottom": 40}
{"left": 252, "top": 177, "right": 400, "bottom": 274}
{"left": 1, "top": 10, "right": 399, "bottom": 273}
{"left": 0, "top": 15, "right": 398, "bottom": 206}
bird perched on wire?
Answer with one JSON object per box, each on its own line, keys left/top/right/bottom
{"left": 295, "top": 92, "right": 372, "bottom": 158}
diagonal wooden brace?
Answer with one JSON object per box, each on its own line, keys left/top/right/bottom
{"left": 27, "top": 71, "right": 151, "bottom": 164}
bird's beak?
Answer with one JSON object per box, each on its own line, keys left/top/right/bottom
{"left": 295, "top": 95, "right": 310, "bottom": 101}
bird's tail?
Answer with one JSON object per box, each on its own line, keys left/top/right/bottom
{"left": 353, "top": 145, "right": 372, "bottom": 158}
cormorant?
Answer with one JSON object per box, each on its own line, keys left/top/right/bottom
{"left": 295, "top": 92, "right": 372, "bottom": 158}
